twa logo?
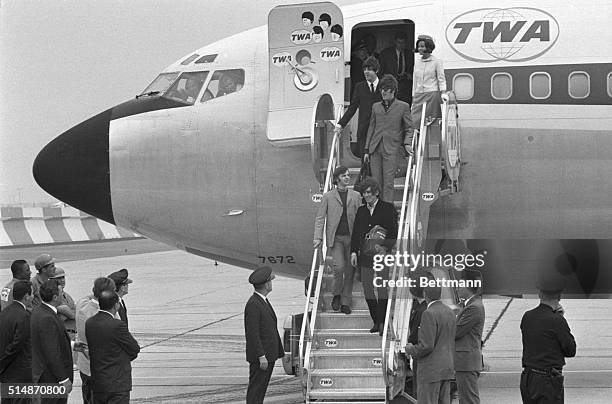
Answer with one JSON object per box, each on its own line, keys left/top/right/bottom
{"left": 446, "top": 8, "right": 560, "bottom": 63}
{"left": 320, "top": 47, "right": 341, "bottom": 61}
{"left": 291, "top": 30, "right": 312, "bottom": 45}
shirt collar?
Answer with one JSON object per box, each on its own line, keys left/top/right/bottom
{"left": 382, "top": 98, "right": 395, "bottom": 108}
{"left": 464, "top": 294, "right": 476, "bottom": 306}
{"left": 255, "top": 291, "right": 267, "bottom": 302}
{"left": 427, "top": 299, "right": 440, "bottom": 309}
{"left": 15, "top": 300, "right": 27, "bottom": 310}
{"left": 42, "top": 301, "right": 57, "bottom": 314}
{"left": 370, "top": 77, "right": 379, "bottom": 89}
{"left": 99, "top": 310, "right": 115, "bottom": 317}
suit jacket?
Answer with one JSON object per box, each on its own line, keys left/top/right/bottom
{"left": 379, "top": 46, "right": 414, "bottom": 102}
{"left": 31, "top": 303, "right": 73, "bottom": 383}
{"left": 314, "top": 188, "right": 361, "bottom": 247}
{"left": 338, "top": 80, "right": 382, "bottom": 143}
{"left": 455, "top": 296, "right": 485, "bottom": 372}
{"left": 118, "top": 298, "right": 128, "bottom": 327}
{"left": 379, "top": 46, "right": 414, "bottom": 78}
{"left": 407, "top": 300, "right": 456, "bottom": 383}
{"left": 75, "top": 296, "right": 100, "bottom": 376}
{"left": 351, "top": 200, "right": 398, "bottom": 265}
{"left": 86, "top": 311, "right": 140, "bottom": 393}
{"left": 244, "top": 294, "right": 284, "bottom": 364}
{"left": 0, "top": 302, "right": 32, "bottom": 382}
{"left": 408, "top": 299, "right": 427, "bottom": 345}
{"left": 365, "top": 100, "right": 413, "bottom": 156}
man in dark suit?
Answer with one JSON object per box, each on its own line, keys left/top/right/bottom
{"left": 405, "top": 274, "right": 428, "bottom": 398}
{"left": 350, "top": 177, "right": 398, "bottom": 335}
{"left": 31, "top": 279, "right": 73, "bottom": 403}
{"left": 364, "top": 74, "right": 413, "bottom": 202}
{"left": 86, "top": 289, "right": 140, "bottom": 404}
{"left": 455, "top": 270, "right": 485, "bottom": 404}
{"left": 379, "top": 31, "right": 413, "bottom": 104}
{"left": 244, "top": 266, "right": 284, "bottom": 404}
{"left": 0, "top": 281, "right": 33, "bottom": 404}
{"left": 520, "top": 276, "right": 576, "bottom": 404}
{"left": 107, "top": 268, "right": 132, "bottom": 327}
{"left": 406, "top": 273, "right": 456, "bottom": 404}
{"left": 337, "top": 56, "right": 382, "bottom": 158}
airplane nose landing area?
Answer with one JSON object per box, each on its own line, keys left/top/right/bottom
{"left": 33, "top": 108, "right": 114, "bottom": 224}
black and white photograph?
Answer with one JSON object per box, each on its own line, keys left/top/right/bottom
{"left": 1, "top": 0, "right": 611, "bottom": 403}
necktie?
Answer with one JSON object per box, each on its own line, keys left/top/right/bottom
{"left": 398, "top": 51, "right": 404, "bottom": 75}
{"left": 370, "top": 83, "right": 374, "bottom": 93}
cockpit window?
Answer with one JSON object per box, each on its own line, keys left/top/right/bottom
{"left": 140, "top": 72, "right": 180, "bottom": 96}
{"left": 181, "top": 54, "right": 200, "bottom": 65}
{"left": 201, "top": 69, "right": 245, "bottom": 102}
{"left": 163, "top": 71, "right": 209, "bottom": 105}
{"left": 195, "top": 54, "right": 218, "bottom": 64}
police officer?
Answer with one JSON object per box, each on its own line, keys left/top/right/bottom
{"left": 520, "top": 276, "right": 576, "bottom": 403}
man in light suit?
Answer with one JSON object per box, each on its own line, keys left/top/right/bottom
{"left": 0, "top": 281, "right": 33, "bottom": 404}
{"left": 314, "top": 166, "right": 362, "bottom": 314}
{"left": 244, "top": 267, "right": 284, "bottom": 404}
{"left": 31, "top": 279, "right": 73, "bottom": 403}
{"left": 455, "top": 270, "right": 485, "bottom": 404}
{"left": 86, "top": 290, "right": 140, "bottom": 404}
{"left": 75, "top": 277, "right": 117, "bottom": 404}
{"left": 364, "top": 74, "right": 413, "bottom": 202}
{"left": 336, "top": 56, "right": 382, "bottom": 158}
{"left": 406, "top": 273, "right": 456, "bottom": 404}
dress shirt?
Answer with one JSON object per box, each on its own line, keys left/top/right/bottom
{"left": 413, "top": 54, "right": 446, "bottom": 94}
{"left": 427, "top": 299, "right": 441, "bottom": 309}
{"left": 368, "top": 77, "right": 379, "bottom": 93}
{"left": 367, "top": 199, "right": 379, "bottom": 216}
{"left": 254, "top": 291, "right": 268, "bottom": 302}
{"left": 42, "top": 301, "right": 58, "bottom": 314}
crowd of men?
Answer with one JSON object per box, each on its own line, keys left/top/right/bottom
{"left": 0, "top": 254, "right": 140, "bottom": 404}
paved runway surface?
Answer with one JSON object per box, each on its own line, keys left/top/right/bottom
{"left": 2, "top": 239, "right": 611, "bottom": 403}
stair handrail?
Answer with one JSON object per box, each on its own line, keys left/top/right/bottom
{"left": 299, "top": 103, "right": 344, "bottom": 393}
{"left": 381, "top": 103, "right": 428, "bottom": 391}
{"left": 440, "top": 91, "right": 460, "bottom": 193}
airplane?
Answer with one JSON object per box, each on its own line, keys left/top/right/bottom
{"left": 31, "top": 0, "right": 612, "bottom": 400}
{"left": 33, "top": 0, "right": 612, "bottom": 299}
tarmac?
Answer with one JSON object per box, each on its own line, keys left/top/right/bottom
{"left": 1, "top": 238, "right": 611, "bottom": 403}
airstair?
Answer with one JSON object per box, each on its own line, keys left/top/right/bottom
{"left": 300, "top": 95, "right": 461, "bottom": 403}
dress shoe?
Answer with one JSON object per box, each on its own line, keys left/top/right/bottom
{"left": 369, "top": 323, "right": 379, "bottom": 333}
{"left": 331, "top": 295, "right": 341, "bottom": 311}
{"left": 340, "top": 305, "right": 351, "bottom": 314}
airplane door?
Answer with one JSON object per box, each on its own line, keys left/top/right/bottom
{"left": 267, "top": 2, "right": 345, "bottom": 144}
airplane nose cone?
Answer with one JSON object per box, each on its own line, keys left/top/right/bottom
{"left": 33, "top": 108, "right": 114, "bottom": 224}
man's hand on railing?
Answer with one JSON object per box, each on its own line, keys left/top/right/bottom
{"left": 350, "top": 252, "right": 358, "bottom": 267}
{"left": 404, "top": 144, "right": 413, "bottom": 156}
{"left": 441, "top": 91, "right": 450, "bottom": 103}
{"left": 313, "top": 239, "right": 322, "bottom": 249}
{"left": 363, "top": 153, "right": 370, "bottom": 163}
{"left": 334, "top": 123, "right": 343, "bottom": 134}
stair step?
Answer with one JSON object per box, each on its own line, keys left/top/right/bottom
{"left": 311, "top": 348, "right": 383, "bottom": 369}
{"left": 320, "top": 292, "right": 368, "bottom": 311}
{"left": 316, "top": 310, "right": 374, "bottom": 329}
{"left": 309, "top": 387, "right": 386, "bottom": 400}
{"left": 313, "top": 330, "right": 381, "bottom": 350}
{"left": 310, "top": 370, "right": 385, "bottom": 391}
